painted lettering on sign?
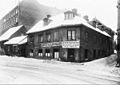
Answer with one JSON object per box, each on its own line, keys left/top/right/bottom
{"left": 62, "top": 41, "right": 80, "bottom": 48}
{"left": 41, "top": 42, "right": 61, "bottom": 47}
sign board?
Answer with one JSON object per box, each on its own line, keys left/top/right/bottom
{"left": 41, "top": 42, "right": 61, "bottom": 47}
{"left": 62, "top": 41, "right": 80, "bottom": 48}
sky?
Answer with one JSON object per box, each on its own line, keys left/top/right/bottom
{"left": 0, "top": 0, "right": 118, "bottom": 31}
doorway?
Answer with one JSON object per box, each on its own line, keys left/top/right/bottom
{"left": 53, "top": 49, "right": 59, "bottom": 59}
{"left": 68, "top": 49, "right": 75, "bottom": 62}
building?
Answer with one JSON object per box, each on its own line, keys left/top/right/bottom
{"left": 117, "top": 0, "right": 120, "bottom": 54}
{"left": 4, "top": 36, "right": 27, "bottom": 57}
{"left": 26, "top": 9, "right": 114, "bottom": 62}
{"left": 0, "top": 0, "right": 63, "bottom": 55}
{"left": 0, "top": 25, "right": 27, "bottom": 55}
{"left": 0, "top": 0, "right": 62, "bottom": 36}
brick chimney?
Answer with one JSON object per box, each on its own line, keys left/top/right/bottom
{"left": 43, "top": 14, "right": 52, "bottom": 26}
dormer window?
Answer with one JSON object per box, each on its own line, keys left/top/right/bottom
{"left": 64, "top": 11, "right": 74, "bottom": 20}
{"left": 64, "top": 9, "right": 77, "bottom": 20}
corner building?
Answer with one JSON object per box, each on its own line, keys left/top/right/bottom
{"left": 27, "top": 10, "right": 114, "bottom": 62}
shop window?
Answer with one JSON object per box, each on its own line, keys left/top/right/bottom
{"left": 30, "top": 49, "right": 33, "bottom": 57}
{"left": 38, "top": 34, "right": 43, "bottom": 43}
{"left": 45, "top": 49, "right": 50, "bottom": 57}
{"left": 67, "top": 30, "right": 76, "bottom": 40}
{"left": 38, "top": 49, "right": 43, "bottom": 57}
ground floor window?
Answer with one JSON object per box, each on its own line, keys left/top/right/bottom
{"left": 84, "top": 49, "right": 88, "bottom": 60}
{"left": 45, "top": 49, "right": 50, "bottom": 57}
{"left": 38, "top": 49, "right": 43, "bottom": 57}
{"left": 30, "top": 49, "right": 33, "bottom": 57}
{"left": 93, "top": 49, "right": 96, "bottom": 59}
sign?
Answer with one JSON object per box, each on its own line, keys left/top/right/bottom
{"left": 62, "top": 41, "right": 80, "bottom": 48}
{"left": 41, "top": 42, "right": 61, "bottom": 47}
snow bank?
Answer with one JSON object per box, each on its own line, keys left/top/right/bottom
{"left": 83, "top": 54, "right": 120, "bottom": 77}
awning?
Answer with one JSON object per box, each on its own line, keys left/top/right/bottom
{"left": 0, "top": 25, "right": 23, "bottom": 42}
{"left": 4, "top": 36, "right": 27, "bottom": 45}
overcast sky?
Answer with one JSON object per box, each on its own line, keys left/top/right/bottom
{"left": 0, "top": 0, "right": 118, "bottom": 31}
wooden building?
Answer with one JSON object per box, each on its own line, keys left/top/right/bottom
{"left": 0, "top": 25, "right": 27, "bottom": 55}
{"left": 4, "top": 36, "right": 27, "bottom": 57}
{"left": 27, "top": 10, "right": 114, "bottom": 62}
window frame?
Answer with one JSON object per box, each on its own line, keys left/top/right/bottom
{"left": 46, "top": 33, "right": 51, "bottom": 42}
{"left": 67, "top": 30, "right": 76, "bottom": 41}
{"left": 38, "top": 34, "right": 43, "bottom": 43}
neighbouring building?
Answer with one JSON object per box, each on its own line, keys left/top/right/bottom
{"left": 0, "top": 0, "right": 62, "bottom": 36}
{"left": 26, "top": 9, "right": 114, "bottom": 62}
{"left": 0, "top": 0, "right": 63, "bottom": 55}
{"left": 117, "top": 0, "right": 120, "bottom": 58}
{"left": 0, "top": 25, "right": 27, "bottom": 55}
{"left": 4, "top": 36, "right": 27, "bottom": 57}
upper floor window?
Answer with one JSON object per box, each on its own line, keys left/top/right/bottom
{"left": 67, "top": 30, "right": 76, "bottom": 40}
{"left": 29, "top": 35, "right": 34, "bottom": 43}
{"left": 85, "top": 32, "right": 89, "bottom": 40}
{"left": 54, "top": 31, "right": 58, "bottom": 41}
{"left": 46, "top": 33, "right": 51, "bottom": 42}
{"left": 38, "top": 34, "right": 43, "bottom": 43}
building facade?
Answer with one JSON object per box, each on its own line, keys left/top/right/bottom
{"left": 117, "top": 0, "right": 120, "bottom": 58}
{"left": 0, "top": 0, "right": 62, "bottom": 36}
{"left": 27, "top": 10, "right": 114, "bottom": 62}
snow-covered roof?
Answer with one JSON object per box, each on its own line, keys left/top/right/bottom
{"left": 18, "top": 37, "right": 27, "bottom": 45}
{"left": 27, "top": 13, "right": 111, "bottom": 37}
{"left": 0, "top": 25, "right": 23, "bottom": 42}
{"left": 4, "top": 36, "right": 27, "bottom": 45}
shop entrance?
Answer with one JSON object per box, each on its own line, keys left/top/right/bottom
{"left": 68, "top": 49, "right": 75, "bottom": 62}
{"left": 53, "top": 49, "right": 59, "bottom": 59}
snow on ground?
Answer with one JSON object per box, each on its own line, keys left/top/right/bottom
{"left": 82, "top": 54, "right": 120, "bottom": 77}
{"left": 0, "top": 54, "right": 120, "bottom": 84}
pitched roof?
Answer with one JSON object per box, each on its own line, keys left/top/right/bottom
{"left": 0, "top": 25, "right": 23, "bottom": 42}
{"left": 4, "top": 36, "right": 27, "bottom": 45}
{"left": 27, "top": 13, "right": 111, "bottom": 37}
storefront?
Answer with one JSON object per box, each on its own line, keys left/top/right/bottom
{"left": 61, "top": 40, "right": 80, "bottom": 62}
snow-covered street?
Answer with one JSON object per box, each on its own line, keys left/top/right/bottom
{"left": 0, "top": 55, "right": 120, "bottom": 84}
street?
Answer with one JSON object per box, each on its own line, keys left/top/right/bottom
{"left": 0, "top": 56, "right": 120, "bottom": 84}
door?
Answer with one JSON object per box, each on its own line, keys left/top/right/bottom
{"left": 68, "top": 49, "right": 75, "bottom": 62}
{"left": 53, "top": 49, "right": 59, "bottom": 59}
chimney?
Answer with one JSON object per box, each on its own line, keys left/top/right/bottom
{"left": 72, "top": 8, "right": 77, "bottom": 17}
{"left": 43, "top": 14, "right": 52, "bottom": 26}
{"left": 83, "top": 15, "right": 89, "bottom": 21}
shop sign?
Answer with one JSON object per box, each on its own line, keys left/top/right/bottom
{"left": 41, "top": 42, "right": 61, "bottom": 47}
{"left": 62, "top": 41, "right": 80, "bottom": 48}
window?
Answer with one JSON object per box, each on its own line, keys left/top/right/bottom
{"left": 30, "top": 49, "right": 33, "bottom": 57}
{"left": 29, "top": 35, "right": 34, "bottom": 43}
{"left": 85, "top": 32, "right": 89, "bottom": 40}
{"left": 38, "top": 49, "right": 42, "bottom": 57}
{"left": 54, "top": 31, "right": 58, "bottom": 41}
{"left": 67, "top": 30, "right": 76, "bottom": 40}
{"left": 38, "top": 35, "right": 43, "bottom": 43}
{"left": 45, "top": 49, "right": 50, "bottom": 57}
{"left": 46, "top": 33, "right": 51, "bottom": 42}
